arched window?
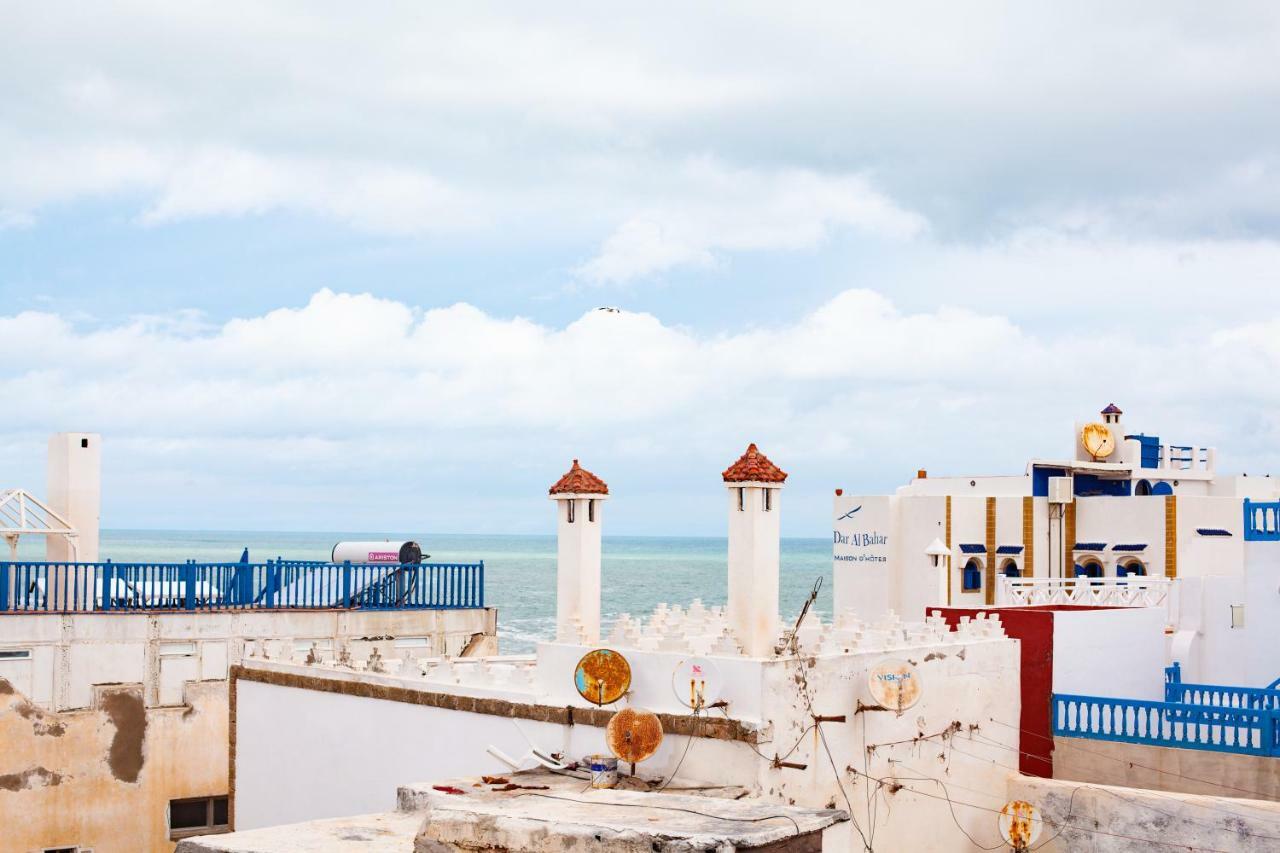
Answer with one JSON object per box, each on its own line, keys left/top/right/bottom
{"left": 1150, "top": 482, "right": 1173, "bottom": 496}
{"left": 962, "top": 558, "right": 983, "bottom": 591}
{"left": 1000, "top": 559, "right": 1021, "bottom": 578}
{"left": 1135, "top": 480, "right": 1152, "bottom": 496}
{"left": 1074, "top": 560, "right": 1103, "bottom": 578}
{"left": 1117, "top": 559, "right": 1146, "bottom": 577}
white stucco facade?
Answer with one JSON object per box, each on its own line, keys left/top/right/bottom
{"left": 833, "top": 404, "right": 1280, "bottom": 688}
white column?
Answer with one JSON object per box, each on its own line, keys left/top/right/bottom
{"left": 726, "top": 483, "right": 780, "bottom": 657}
{"left": 47, "top": 432, "right": 100, "bottom": 562}
{"left": 553, "top": 494, "right": 604, "bottom": 643}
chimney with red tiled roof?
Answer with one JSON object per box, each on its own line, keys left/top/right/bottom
{"left": 549, "top": 459, "right": 608, "bottom": 496}
{"left": 549, "top": 460, "right": 608, "bottom": 643}
{"left": 722, "top": 443, "right": 787, "bottom": 484}
{"left": 724, "top": 443, "right": 784, "bottom": 657}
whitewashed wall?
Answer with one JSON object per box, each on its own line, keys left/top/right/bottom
{"left": 1052, "top": 608, "right": 1166, "bottom": 700}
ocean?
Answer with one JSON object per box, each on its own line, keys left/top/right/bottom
{"left": 29, "top": 531, "right": 834, "bottom": 654}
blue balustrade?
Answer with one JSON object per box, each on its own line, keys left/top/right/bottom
{"left": 1163, "top": 662, "right": 1280, "bottom": 710}
{"left": 1244, "top": 499, "right": 1280, "bottom": 541}
{"left": 1055, "top": 692, "right": 1280, "bottom": 757}
{"left": 0, "top": 559, "right": 485, "bottom": 614}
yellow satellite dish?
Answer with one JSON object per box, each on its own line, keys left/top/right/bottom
{"left": 1080, "top": 422, "right": 1116, "bottom": 460}
{"left": 606, "top": 707, "right": 664, "bottom": 764}
{"left": 574, "top": 649, "right": 631, "bottom": 706}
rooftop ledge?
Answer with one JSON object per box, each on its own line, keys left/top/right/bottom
{"left": 232, "top": 661, "right": 761, "bottom": 745}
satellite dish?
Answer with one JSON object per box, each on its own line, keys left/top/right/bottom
{"left": 867, "top": 659, "right": 921, "bottom": 713}
{"left": 574, "top": 649, "right": 632, "bottom": 706}
{"left": 1080, "top": 423, "right": 1116, "bottom": 460}
{"left": 672, "top": 657, "right": 722, "bottom": 711}
{"left": 607, "top": 707, "right": 663, "bottom": 764}
{"left": 998, "top": 800, "right": 1042, "bottom": 851}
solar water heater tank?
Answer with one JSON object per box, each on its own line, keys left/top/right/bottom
{"left": 331, "top": 540, "right": 424, "bottom": 564}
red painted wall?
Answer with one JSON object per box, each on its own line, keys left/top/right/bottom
{"left": 935, "top": 607, "right": 1055, "bottom": 776}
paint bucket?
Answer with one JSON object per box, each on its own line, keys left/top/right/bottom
{"left": 586, "top": 754, "right": 618, "bottom": 789}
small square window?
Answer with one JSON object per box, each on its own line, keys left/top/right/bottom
{"left": 169, "top": 796, "right": 230, "bottom": 839}
{"left": 80, "top": 438, "right": 89, "bottom": 448}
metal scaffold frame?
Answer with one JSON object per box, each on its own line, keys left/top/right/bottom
{"left": 0, "top": 488, "right": 79, "bottom": 560}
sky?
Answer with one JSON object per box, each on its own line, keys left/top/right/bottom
{"left": 3, "top": 3, "right": 1280, "bottom": 536}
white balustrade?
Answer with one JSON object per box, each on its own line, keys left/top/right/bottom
{"left": 997, "top": 576, "right": 1172, "bottom": 609}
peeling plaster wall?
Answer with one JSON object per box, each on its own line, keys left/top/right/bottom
{"left": 0, "top": 607, "right": 495, "bottom": 853}
{"left": 751, "top": 638, "right": 1021, "bottom": 852}
{"left": 0, "top": 678, "right": 226, "bottom": 853}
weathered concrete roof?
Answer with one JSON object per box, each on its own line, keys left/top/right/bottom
{"left": 174, "top": 811, "right": 421, "bottom": 852}
{"left": 178, "top": 770, "right": 845, "bottom": 852}
{"left": 402, "top": 769, "right": 847, "bottom": 851}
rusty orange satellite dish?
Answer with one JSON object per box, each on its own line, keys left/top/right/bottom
{"left": 1080, "top": 422, "right": 1116, "bottom": 460}
{"left": 998, "top": 800, "right": 1042, "bottom": 850}
{"left": 606, "top": 707, "right": 664, "bottom": 764}
{"left": 574, "top": 649, "right": 632, "bottom": 706}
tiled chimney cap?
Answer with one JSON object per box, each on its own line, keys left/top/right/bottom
{"left": 549, "top": 459, "right": 609, "bottom": 495}
{"left": 1101, "top": 403, "right": 1123, "bottom": 415}
{"left": 722, "top": 443, "right": 787, "bottom": 484}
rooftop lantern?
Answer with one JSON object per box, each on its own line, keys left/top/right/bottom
{"left": 549, "top": 460, "right": 609, "bottom": 644}
{"left": 722, "top": 443, "right": 787, "bottom": 657}
{"left": 925, "top": 538, "right": 950, "bottom": 605}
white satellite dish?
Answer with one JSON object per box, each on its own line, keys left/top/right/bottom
{"left": 998, "top": 800, "right": 1042, "bottom": 851}
{"left": 866, "top": 659, "right": 921, "bottom": 713}
{"left": 672, "top": 657, "right": 722, "bottom": 711}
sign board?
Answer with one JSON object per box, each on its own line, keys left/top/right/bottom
{"left": 833, "top": 495, "right": 892, "bottom": 567}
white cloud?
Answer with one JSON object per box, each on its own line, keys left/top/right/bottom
{"left": 4, "top": 286, "right": 1280, "bottom": 533}
{"left": 576, "top": 162, "right": 926, "bottom": 283}
{"left": 2, "top": 3, "right": 1279, "bottom": 263}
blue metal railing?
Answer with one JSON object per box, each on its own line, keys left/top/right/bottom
{"left": 1163, "top": 662, "right": 1280, "bottom": 711}
{"left": 1244, "top": 499, "right": 1280, "bottom": 541}
{"left": 1054, "top": 693, "right": 1280, "bottom": 757}
{"left": 0, "top": 559, "right": 484, "bottom": 613}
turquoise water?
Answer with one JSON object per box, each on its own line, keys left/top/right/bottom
{"left": 21, "top": 531, "right": 833, "bottom": 653}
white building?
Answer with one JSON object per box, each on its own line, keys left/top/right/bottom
{"left": 833, "top": 404, "right": 1280, "bottom": 686}
{"left": 0, "top": 435, "right": 496, "bottom": 853}
{"left": 227, "top": 448, "right": 1025, "bottom": 853}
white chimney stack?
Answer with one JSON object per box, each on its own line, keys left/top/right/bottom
{"left": 46, "top": 432, "right": 100, "bottom": 562}
{"left": 549, "top": 460, "right": 608, "bottom": 644}
{"left": 723, "top": 444, "right": 786, "bottom": 657}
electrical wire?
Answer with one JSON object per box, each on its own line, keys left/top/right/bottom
{"left": 871, "top": 769, "right": 1236, "bottom": 852}
{"left": 510, "top": 791, "right": 802, "bottom": 834}
{"left": 957, "top": 729, "right": 1280, "bottom": 841}
{"left": 985, "top": 715, "right": 1280, "bottom": 803}
{"left": 656, "top": 708, "right": 702, "bottom": 792}
{"left": 790, "top": 647, "right": 874, "bottom": 852}
{"left": 864, "top": 734, "right": 1252, "bottom": 850}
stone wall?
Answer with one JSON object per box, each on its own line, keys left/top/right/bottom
{"left": 1053, "top": 735, "right": 1280, "bottom": 801}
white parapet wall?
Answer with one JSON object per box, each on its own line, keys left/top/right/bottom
{"left": 1008, "top": 773, "right": 1280, "bottom": 852}
{"left": 231, "top": 607, "right": 1021, "bottom": 852}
